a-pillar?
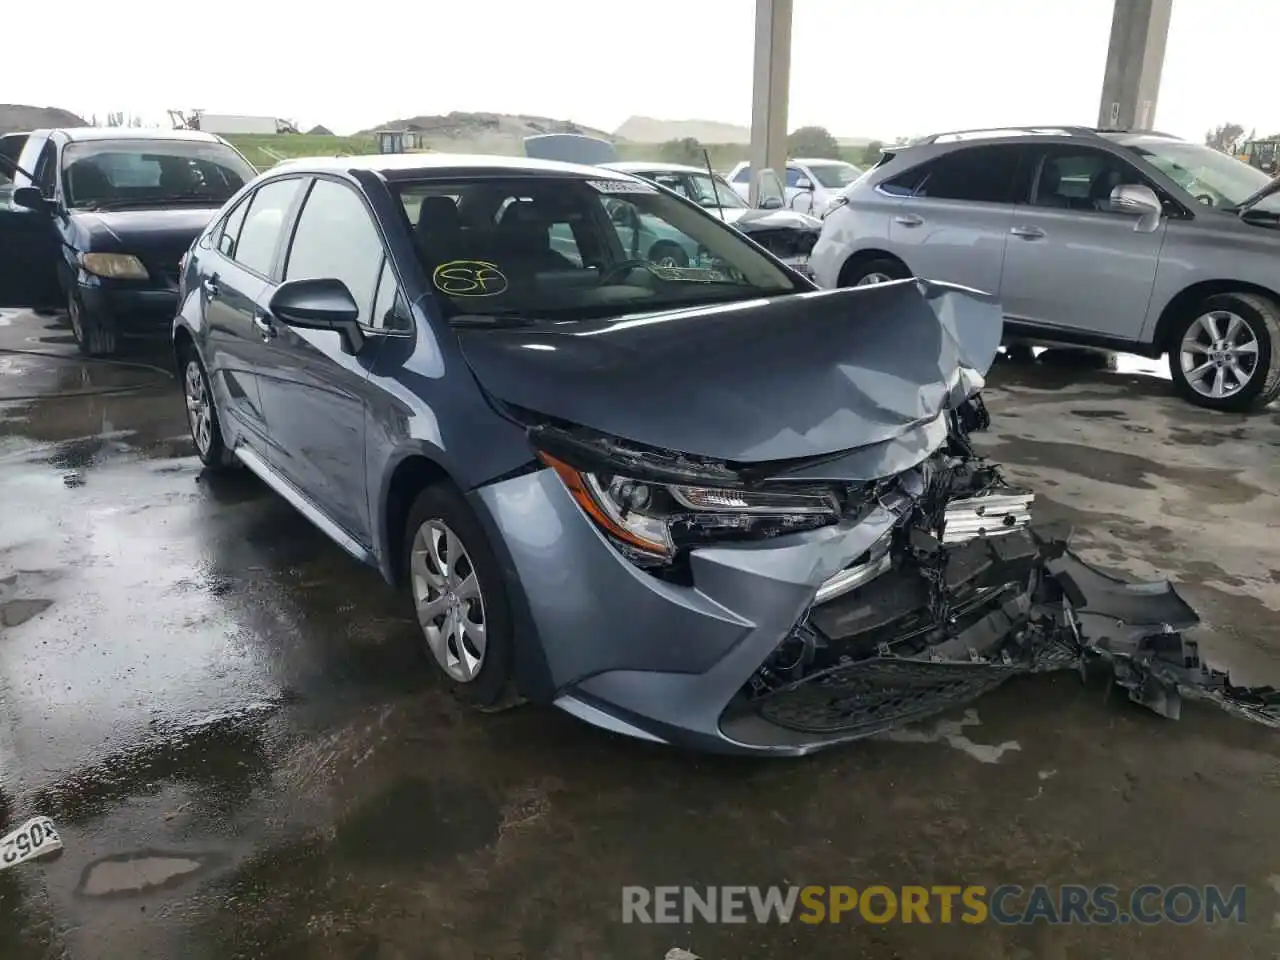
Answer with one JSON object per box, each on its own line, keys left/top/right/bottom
{"left": 1097, "top": 0, "right": 1174, "bottom": 131}
{"left": 748, "top": 0, "right": 792, "bottom": 205}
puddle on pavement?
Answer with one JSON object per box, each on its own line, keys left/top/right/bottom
{"left": 878, "top": 708, "right": 1022, "bottom": 764}
{"left": 78, "top": 851, "right": 212, "bottom": 897}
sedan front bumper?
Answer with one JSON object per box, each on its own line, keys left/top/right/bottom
{"left": 476, "top": 460, "right": 1267, "bottom": 756}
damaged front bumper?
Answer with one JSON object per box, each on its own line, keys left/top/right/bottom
{"left": 475, "top": 400, "right": 1274, "bottom": 756}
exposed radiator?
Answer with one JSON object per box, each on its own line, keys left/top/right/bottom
{"left": 941, "top": 490, "right": 1034, "bottom": 544}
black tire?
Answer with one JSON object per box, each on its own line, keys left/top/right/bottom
{"left": 1167, "top": 292, "right": 1280, "bottom": 412}
{"left": 68, "top": 290, "right": 117, "bottom": 357}
{"left": 402, "top": 484, "right": 520, "bottom": 711}
{"left": 648, "top": 241, "right": 689, "bottom": 268}
{"left": 840, "top": 256, "right": 910, "bottom": 288}
{"left": 179, "top": 344, "right": 236, "bottom": 471}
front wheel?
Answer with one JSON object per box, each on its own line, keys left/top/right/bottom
{"left": 647, "top": 241, "right": 689, "bottom": 268}
{"left": 403, "top": 484, "right": 520, "bottom": 711}
{"left": 841, "top": 257, "right": 909, "bottom": 288}
{"left": 1168, "top": 292, "right": 1280, "bottom": 412}
{"left": 68, "top": 291, "right": 117, "bottom": 357}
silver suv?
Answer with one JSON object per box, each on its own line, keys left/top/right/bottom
{"left": 809, "top": 126, "right": 1280, "bottom": 412}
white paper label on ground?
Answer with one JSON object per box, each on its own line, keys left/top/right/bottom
{"left": 0, "top": 817, "right": 63, "bottom": 870}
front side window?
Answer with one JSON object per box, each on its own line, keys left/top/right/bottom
{"left": 284, "top": 179, "right": 385, "bottom": 327}
{"left": 61, "top": 139, "right": 256, "bottom": 210}
{"left": 1028, "top": 147, "right": 1144, "bottom": 212}
{"left": 647, "top": 172, "right": 747, "bottom": 209}
{"left": 399, "top": 176, "right": 802, "bottom": 321}
{"left": 913, "top": 145, "right": 1024, "bottom": 203}
{"left": 230, "top": 177, "right": 304, "bottom": 277}
{"left": 1121, "top": 139, "right": 1271, "bottom": 209}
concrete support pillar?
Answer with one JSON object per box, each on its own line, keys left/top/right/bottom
{"left": 748, "top": 0, "right": 792, "bottom": 205}
{"left": 1097, "top": 0, "right": 1173, "bottom": 131}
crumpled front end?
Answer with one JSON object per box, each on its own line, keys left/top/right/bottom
{"left": 465, "top": 281, "right": 1271, "bottom": 753}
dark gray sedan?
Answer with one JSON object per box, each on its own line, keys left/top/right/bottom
{"left": 173, "top": 154, "right": 1204, "bottom": 755}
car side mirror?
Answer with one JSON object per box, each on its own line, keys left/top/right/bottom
{"left": 268, "top": 278, "right": 366, "bottom": 355}
{"left": 795, "top": 177, "right": 814, "bottom": 192}
{"left": 12, "top": 185, "right": 53, "bottom": 214}
{"left": 1109, "top": 184, "right": 1162, "bottom": 233}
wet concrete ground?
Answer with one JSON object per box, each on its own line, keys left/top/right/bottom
{"left": 1, "top": 310, "right": 1278, "bottom": 959}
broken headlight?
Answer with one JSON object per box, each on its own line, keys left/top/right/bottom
{"left": 537, "top": 451, "right": 839, "bottom": 565}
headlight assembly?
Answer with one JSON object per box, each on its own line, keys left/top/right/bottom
{"left": 537, "top": 450, "right": 840, "bottom": 565}
{"left": 80, "top": 253, "right": 148, "bottom": 280}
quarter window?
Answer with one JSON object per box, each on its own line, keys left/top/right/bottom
{"left": 284, "top": 179, "right": 385, "bottom": 328}
{"left": 370, "top": 258, "right": 408, "bottom": 331}
{"left": 913, "top": 146, "right": 1024, "bottom": 203}
{"left": 216, "top": 197, "right": 250, "bottom": 259}
{"left": 233, "top": 178, "right": 304, "bottom": 276}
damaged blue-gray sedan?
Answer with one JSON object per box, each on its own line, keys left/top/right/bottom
{"left": 172, "top": 154, "right": 1256, "bottom": 756}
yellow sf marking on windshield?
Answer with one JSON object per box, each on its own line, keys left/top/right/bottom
{"left": 432, "top": 260, "right": 508, "bottom": 297}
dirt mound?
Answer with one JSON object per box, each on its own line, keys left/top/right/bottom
{"left": 0, "top": 104, "right": 87, "bottom": 134}
{"left": 360, "top": 112, "right": 614, "bottom": 156}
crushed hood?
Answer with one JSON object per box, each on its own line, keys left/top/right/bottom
{"left": 456, "top": 279, "right": 1003, "bottom": 464}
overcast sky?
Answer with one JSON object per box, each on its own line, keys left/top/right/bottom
{"left": 9, "top": 0, "right": 1276, "bottom": 142}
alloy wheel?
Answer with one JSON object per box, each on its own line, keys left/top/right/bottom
{"left": 856, "top": 271, "right": 892, "bottom": 286}
{"left": 184, "top": 359, "right": 214, "bottom": 456}
{"left": 411, "top": 519, "right": 487, "bottom": 683}
{"left": 1179, "top": 310, "right": 1259, "bottom": 400}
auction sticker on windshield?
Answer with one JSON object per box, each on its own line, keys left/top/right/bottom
{"left": 587, "top": 179, "right": 659, "bottom": 194}
{"left": 433, "top": 260, "right": 509, "bottom": 297}
{"left": 0, "top": 816, "right": 63, "bottom": 871}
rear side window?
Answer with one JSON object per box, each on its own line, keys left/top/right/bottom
{"left": 229, "top": 177, "right": 304, "bottom": 276}
{"left": 910, "top": 145, "right": 1024, "bottom": 203}
{"left": 732, "top": 164, "right": 751, "bottom": 183}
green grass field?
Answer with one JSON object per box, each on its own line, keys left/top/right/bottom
{"left": 225, "top": 133, "right": 379, "bottom": 169}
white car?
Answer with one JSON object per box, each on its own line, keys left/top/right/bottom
{"left": 726, "top": 158, "right": 864, "bottom": 215}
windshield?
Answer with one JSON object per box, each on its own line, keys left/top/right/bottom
{"left": 805, "top": 162, "right": 861, "bottom": 189}
{"left": 62, "top": 139, "right": 256, "bottom": 209}
{"left": 397, "top": 176, "right": 802, "bottom": 321}
{"left": 645, "top": 172, "right": 748, "bottom": 209}
{"left": 1122, "top": 140, "right": 1272, "bottom": 209}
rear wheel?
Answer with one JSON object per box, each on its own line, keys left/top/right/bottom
{"left": 181, "top": 346, "right": 236, "bottom": 470}
{"left": 1168, "top": 292, "right": 1280, "bottom": 412}
{"left": 68, "top": 291, "right": 117, "bottom": 357}
{"left": 403, "top": 484, "right": 520, "bottom": 711}
{"left": 841, "top": 256, "right": 909, "bottom": 288}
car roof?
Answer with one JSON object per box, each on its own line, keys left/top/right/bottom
{"left": 37, "top": 127, "right": 227, "bottom": 143}
{"left": 270, "top": 152, "right": 629, "bottom": 181}
{"left": 602, "top": 161, "right": 713, "bottom": 175}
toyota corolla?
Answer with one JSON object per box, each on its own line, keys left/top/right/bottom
{"left": 173, "top": 154, "right": 1220, "bottom": 755}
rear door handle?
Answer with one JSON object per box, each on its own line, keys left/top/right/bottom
{"left": 252, "top": 312, "right": 276, "bottom": 339}
{"left": 202, "top": 276, "right": 220, "bottom": 297}
{"left": 894, "top": 214, "right": 924, "bottom": 227}
{"left": 1010, "top": 225, "right": 1046, "bottom": 240}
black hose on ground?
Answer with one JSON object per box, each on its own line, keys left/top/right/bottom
{"left": 0, "top": 347, "right": 174, "bottom": 401}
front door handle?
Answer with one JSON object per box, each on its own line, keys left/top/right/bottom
{"left": 202, "top": 276, "right": 221, "bottom": 297}
{"left": 894, "top": 214, "right": 924, "bottom": 227}
{"left": 252, "top": 313, "right": 276, "bottom": 339}
{"left": 1010, "top": 225, "right": 1046, "bottom": 240}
